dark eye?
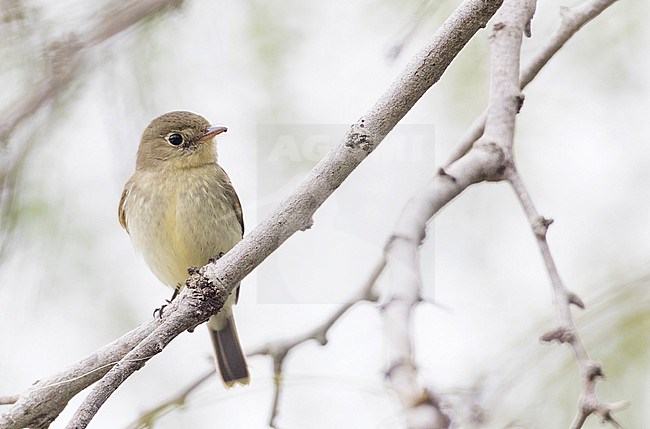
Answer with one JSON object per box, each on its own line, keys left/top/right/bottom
{"left": 167, "top": 133, "right": 184, "bottom": 146}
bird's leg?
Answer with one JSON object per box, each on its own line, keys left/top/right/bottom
{"left": 208, "top": 252, "right": 225, "bottom": 264}
{"left": 154, "top": 254, "right": 223, "bottom": 319}
{"left": 153, "top": 285, "right": 181, "bottom": 319}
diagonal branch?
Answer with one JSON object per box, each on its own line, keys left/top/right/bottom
{"left": 126, "top": 259, "right": 383, "bottom": 429}
{"left": 248, "top": 262, "right": 381, "bottom": 428}
{"left": 126, "top": 367, "right": 214, "bottom": 429}
{"left": 483, "top": 0, "right": 535, "bottom": 152}
{"left": 507, "top": 169, "right": 626, "bottom": 429}
{"left": 0, "top": 319, "right": 159, "bottom": 429}
{"left": 444, "top": 0, "right": 619, "bottom": 166}
{"left": 380, "top": 0, "right": 535, "bottom": 427}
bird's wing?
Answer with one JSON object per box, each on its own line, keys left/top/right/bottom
{"left": 217, "top": 164, "right": 244, "bottom": 236}
{"left": 118, "top": 184, "right": 130, "bottom": 233}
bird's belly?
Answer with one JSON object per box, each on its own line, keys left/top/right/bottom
{"left": 127, "top": 175, "right": 241, "bottom": 289}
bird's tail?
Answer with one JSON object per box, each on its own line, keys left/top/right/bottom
{"left": 208, "top": 314, "right": 249, "bottom": 387}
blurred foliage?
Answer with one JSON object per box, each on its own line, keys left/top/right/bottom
{"left": 474, "top": 273, "right": 650, "bottom": 428}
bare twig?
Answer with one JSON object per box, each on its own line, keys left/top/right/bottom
{"left": 507, "top": 169, "right": 625, "bottom": 429}
{"left": 382, "top": 225, "right": 450, "bottom": 428}
{"left": 519, "top": 0, "right": 619, "bottom": 89}
{"left": 0, "top": 398, "right": 17, "bottom": 407}
{"left": 249, "top": 258, "right": 383, "bottom": 428}
{"left": 484, "top": 0, "right": 624, "bottom": 425}
{"left": 0, "top": 0, "right": 185, "bottom": 261}
{"left": 376, "top": 145, "right": 503, "bottom": 429}
{"left": 128, "top": 259, "right": 384, "bottom": 429}
{"left": 53, "top": 1, "right": 503, "bottom": 428}
{"left": 379, "top": 1, "right": 535, "bottom": 427}
{"left": 126, "top": 367, "right": 214, "bottom": 429}
{"left": 0, "top": 0, "right": 183, "bottom": 146}
{"left": 386, "top": 0, "right": 441, "bottom": 61}
{"left": 483, "top": 0, "right": 535, "bottom": 152}
{"left": 444, "top": 0, "right": 619, "bottom": 166}
{"left": 0, "top": 319, "right": 159, "bottom": 429}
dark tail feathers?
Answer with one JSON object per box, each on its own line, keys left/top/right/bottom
{"left": 208, "top": 315, "right": 249, "bottom": 387}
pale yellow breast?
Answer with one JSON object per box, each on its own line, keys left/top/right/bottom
{"left": 122, "top": 166, "right": 242, "bottom": 289}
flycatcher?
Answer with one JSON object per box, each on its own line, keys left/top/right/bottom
{"left": 118, "top": 111, "right": 249, "bottom": 386}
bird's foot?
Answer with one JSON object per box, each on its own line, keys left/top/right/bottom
{"left": 152, "top": 287, "right": 181, "bottom": 319}
{"left": 208, "top": 252, "right": 225, "bottom": 264}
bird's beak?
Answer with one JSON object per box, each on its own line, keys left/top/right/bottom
{"left": 200, "top": 125, "right": 228, "bottom": 141}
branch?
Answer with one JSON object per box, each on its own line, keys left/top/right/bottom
{"left": 249, "top": 258, "right": 382, "bottom": 428}
{"left": 126, "top": 367, "right": 214, "bottom": 429}
{"left": 487, "top": 1, "right": 624, "bottom": 425}
{"left": 376, "top": 153, "right": 504, "bottom": 429}
{"left": 0, "top": 320, "right": 159, "bottom": 429}
{"left": 375, "top": 150, "right": 514, "bottom": 429}
{"left": 379, "top": 1, "right": 534, "bottom": 427}
{"left": 101, "top": 260, "right": 383, "bottom": 429}
{"left": 444, "top": 0, "right": 619, "bottom": 166}
{"left": 519, "top": 0, "right": 619, "bottom": 88}
{"left": 0, "top": 0, "right": 183, "bottom": 146}
{"left": 382, "top": 226, "right": 450, "bottom": 428}
{"left": 483, "top": 0, "right": 535, "bottom": 151}
{"left": 64, "top": 278, "right": 216, "bottom": 429}
{"left": 507, "top": 170, "right": 626, "bottom": 429}
{"left": 0, "top": 398, "right": 17, "bottom": 407}
{"left": 0, "top": 1, "right": 509, "bottom": 428}
{"left": 0, "top": 0, "right": 185, "bottom": 260}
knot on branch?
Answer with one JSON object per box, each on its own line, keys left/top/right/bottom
{"left": 533, "top": 216, "right": 553, "bottom": 238}
{"left": 437, "top": 167, "right": 457, "bottom": 183}
{"left": 584, "top": 361, "right": 604, "bottom": 382}
{"left": 568, "top": 291, "right": 585, "bottom": 309}
{"left": 385, "top": 232, "right": 424, "bottom": 251}
{"left": 473, "top": 140, "right": 509, "bottom": 181}
{"left": 183, "top": 267, "right": 229, "bottom": 322}
{"left": 516, "top": 92, "right": 525, "bottom": 113}
{"left": 345, "top": 123, "right": 372, "bottom": 153}
{"left": 312, "top": 329, "right": 328, "bottom": 346}
{"left": 540, "top": 326, "right": 575, "bottom": 344}
{"left": 580, "top": 398, "right": 627, "bottom": 428}
{"left": 300, "top": 217, "right": 314, "bottom": 231}
{"left": 384, "top": 359, "right": 417, "bottom": 379}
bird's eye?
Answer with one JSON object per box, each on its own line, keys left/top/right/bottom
{"left": 167, "top": 133, "right": 184, "bottom": 146}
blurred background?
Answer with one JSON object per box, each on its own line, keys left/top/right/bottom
{"left": 0, "top": 0, "right": 648, "bottom": 427}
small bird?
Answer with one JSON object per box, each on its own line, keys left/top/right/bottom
{"left": 118, "top": 111, "right": 249, "bottom": 386}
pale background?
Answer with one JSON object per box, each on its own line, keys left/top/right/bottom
{"left": 0, "top": 0, "right": 648, "bottom": 428}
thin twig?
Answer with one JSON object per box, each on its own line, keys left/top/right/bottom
{"left": 385, "top": 0, "right": 441, "bottom": 61}
{"left": 126, "top": 367, "right": 214, "bottom": 429}
{"left": 120, "top": 259, "right": 384, "bottom": 429}
{"left": 0, "top": 0, "right": 183, "bottom": 146}
{"left": 0, "top": 398, "right": 17, "bottom": 407}
{"left": 507, "top": 169, "right": 625, "bottom": 429}
{"left": 249, "top": 258, "right": 383, "bottom": 428}
{"left": 444, "top": 0, "right": 619, "bottom": 166}
{"left": 0, "top": 319, "right": 159, "bottom": 429}
{"left": 379, "top": 1, "right": 534, "bottom": 427}
{"left": 485, "top": 1, "right": 625, "bottom": 424}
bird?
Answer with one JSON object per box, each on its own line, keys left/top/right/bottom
{"left": 118, "top": 110, "right": 249, "bottom": 386}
